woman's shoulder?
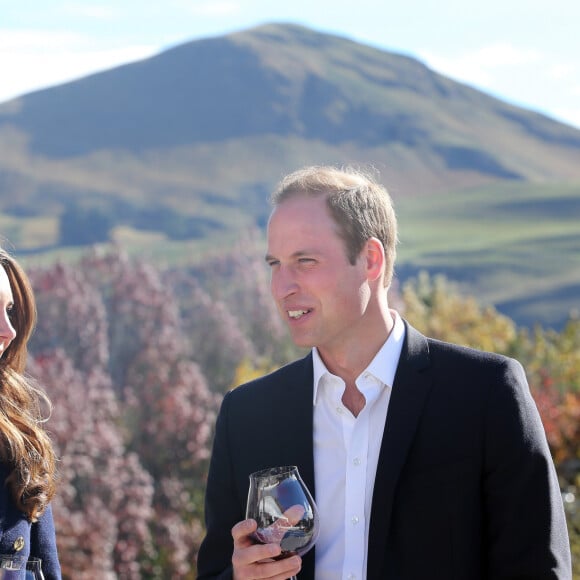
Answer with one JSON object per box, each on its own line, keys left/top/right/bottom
{"left": 0, "top": 462, "right": 29, "bottom": 522}
{"left": 0, "top": 478, "right": 33, "bottom": 560}
{"left": 0, "top": 461, "right": 9, "bottom": 479}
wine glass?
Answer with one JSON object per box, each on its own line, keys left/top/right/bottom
{"left": 0, "top": 556, "right": 44, "bottom": 579}
{"left": 26, "top": 559, "right": 45, "bottom": 580}
{"left": 246, "top": 465, "right": 319, "bottom": 579}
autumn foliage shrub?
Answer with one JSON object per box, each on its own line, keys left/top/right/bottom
{"left": 28, "top": 249, "right": 222, "bottom": 578}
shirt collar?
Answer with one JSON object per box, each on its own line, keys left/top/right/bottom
{"left": 312, "top": 310, "right": 405, "bottom": 405}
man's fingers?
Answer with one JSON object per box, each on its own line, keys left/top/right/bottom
{"left": 231, "top": 518, "right": 282, "bottom": 559}
{"left": 283, "top": 504, "right": 306, "bottom": 526}
{"left": 231, "top": 517, "right": 303, "bottom": 579}
{"left": 232, "top": 541, "right": 282, "bottom": 568}
{"left": 232, "top": 553, "right": 302, "bottom": 580}
{"left": 254, "top": 504, "right": 306, "bottom": 544}
{"left": 232, "top": 518, "right": 258, "bottom": 546}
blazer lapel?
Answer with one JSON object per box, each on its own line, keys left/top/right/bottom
{"left": 283, "top": 353, "right": 316, "bottom": 579}
{"left": 367, "top": 322, "right": 433, "bottom": 578}
{"left": 251, "top": 353, "right": 315, "bottom": 494}
{"left": 241, "top": 354, "right": 317, "bottom": 579}
{"left": 289, "top": 353, "right": 316, "bottom": 498}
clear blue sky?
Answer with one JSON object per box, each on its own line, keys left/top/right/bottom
{"left": 2, "top": 0, "right": 579, "bottom": 128}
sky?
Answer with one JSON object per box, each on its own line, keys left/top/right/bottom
{"left": 1, "top": 0, "right": 580, "bottom": 129}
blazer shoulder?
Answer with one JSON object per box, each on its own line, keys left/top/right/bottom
{"left": 229, "top": 353, "right": 313, "bottom": 399}
{"left": 404, "top": 320, "right": 524, "bottom": 378}
{"left": 0, "top": 482, "right": 33, "bottom": 558}
{"left": 31, "top": 505, "right": 62, "bottom": 579}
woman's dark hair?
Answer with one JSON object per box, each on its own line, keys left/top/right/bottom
{"left": 0, "top": 247, "right": 57, "bottom": 522}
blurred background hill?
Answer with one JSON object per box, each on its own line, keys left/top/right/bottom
{"left": 0, "top": 22, "right": 579, "bottom": 329}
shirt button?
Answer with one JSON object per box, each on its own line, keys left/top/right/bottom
{"left": 336, "top": 406, "right": 343, "bottom": 414}
{"left": 353, "top": 457, "right": 361, "bottom": 466}
{"left": 348, "top": 574, "right": 356, "bottom": 580}
{"left": 351, "top": 515, "right": 359, "bottom": 525}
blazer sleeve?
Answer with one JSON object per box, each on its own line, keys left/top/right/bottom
{"left": 196, "top": 391, "right": 238, "bottom": 580}
{"left": 30, "top": 504, "right": 62, "bottom": 580}
{"left": 197, "top": 356, "right": 315, "bottom": 580}
{"left": 483, "top": 357, "right": 571, "bottom": 578}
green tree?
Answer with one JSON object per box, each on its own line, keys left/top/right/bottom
{"left": 59, "top": 204, "right": 114, "bottom": 245}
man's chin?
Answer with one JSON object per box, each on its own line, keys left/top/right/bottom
{"left": 289, "top": 332, "right": 315, "bottom": 350}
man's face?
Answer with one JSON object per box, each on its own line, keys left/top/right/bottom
{"left": 266, "top": 194, "right": 370, "bottom": 354}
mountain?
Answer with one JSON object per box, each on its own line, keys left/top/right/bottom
{"left": 0, "top": 23, "right": 579, "bottom": 329}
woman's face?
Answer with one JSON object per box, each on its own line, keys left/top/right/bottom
{"left": 0, "top": 266, "right": 16, "bottom": 358}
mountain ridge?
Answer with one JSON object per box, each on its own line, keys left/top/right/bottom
{"left": 2, "top": 23, "right": 579, "bottom": 169}
{"left": 0, "top": 23, "right": 578, "bottom": 329}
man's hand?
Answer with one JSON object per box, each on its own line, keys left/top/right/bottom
{"left": 253, "top": 504, "right": 306, "bottom": 545}
{"left": 231, "top": 518, "right": 302, "bottom": 580}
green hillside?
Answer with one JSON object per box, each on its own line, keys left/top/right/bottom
{"left": 396, "top": 181, "right": 580, "bottom": 328}
{"left": 13, "top": 179, "right": 579, "bottom": 331}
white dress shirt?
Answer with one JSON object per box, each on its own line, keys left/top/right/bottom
{"left": 312, "top": 311, "right": 405, "bottom": 580}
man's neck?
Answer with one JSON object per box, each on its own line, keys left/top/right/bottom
{"left": 317, "top": 307, "right": 396, "bottom": 408}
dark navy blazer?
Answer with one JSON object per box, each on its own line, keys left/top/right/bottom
{"left": 0, "top": 464, "right": 61, "bottom": 579}
{"left": 197, "top": 321, "right": 571, "bottom": 579}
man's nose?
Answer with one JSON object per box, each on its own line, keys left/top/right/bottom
{"left": 271, "top": 267, "right": 299, "bottom": 300}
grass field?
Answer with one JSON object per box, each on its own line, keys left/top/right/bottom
{"left": 8, "top": 179, "right": 580, "bottom": 331}
{"left": 395, "top": 181, "right": 580, "bottom": 329}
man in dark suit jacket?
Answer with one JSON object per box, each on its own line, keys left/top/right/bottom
{"left": 197, "top": 166, "right": 571, "bottom": 579}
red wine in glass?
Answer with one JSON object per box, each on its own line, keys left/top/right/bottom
{"left": 246, "top": 465, "right": 319, "bottom": 577}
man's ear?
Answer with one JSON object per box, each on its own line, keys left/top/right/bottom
{"left": 364, "top": 237, "right": 385, "bottom": 282}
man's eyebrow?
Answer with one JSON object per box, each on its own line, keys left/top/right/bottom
{"left": 265, "top": 250, "right": 317, "bottom": 263}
